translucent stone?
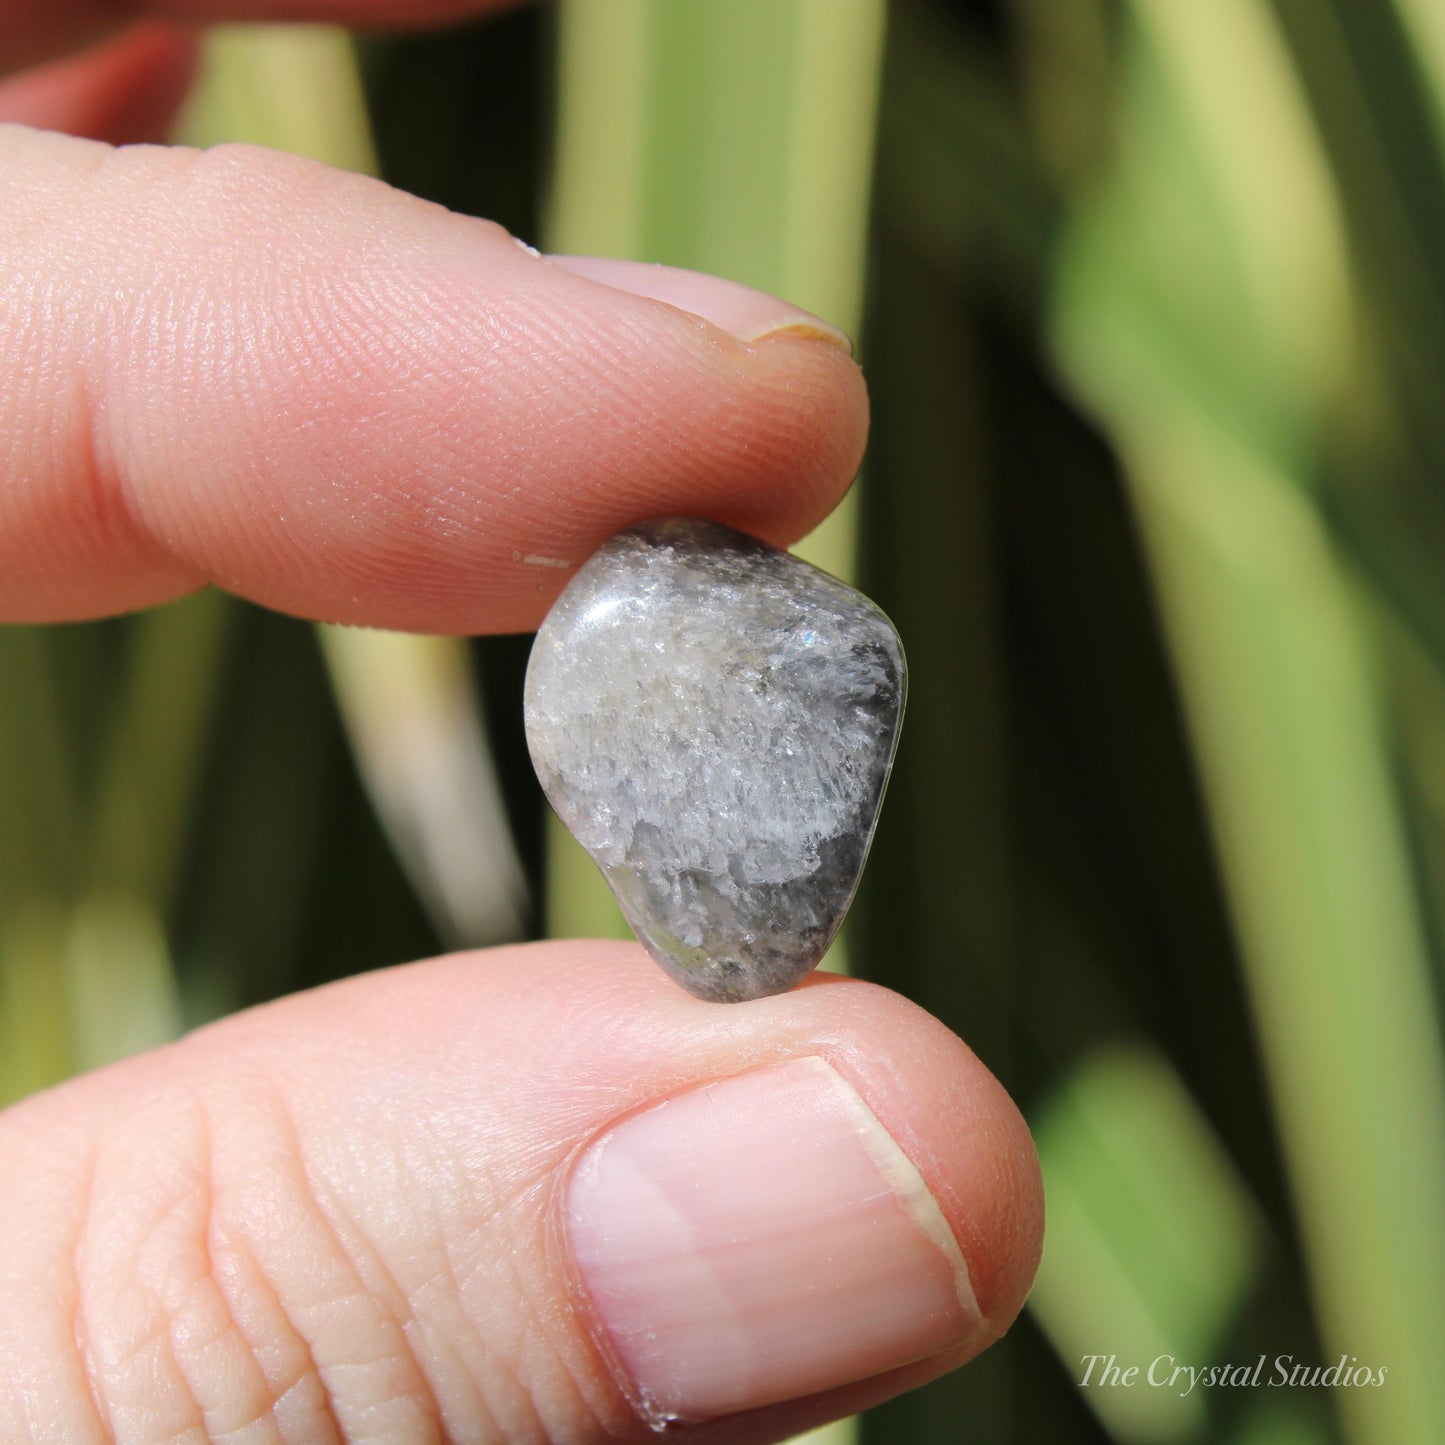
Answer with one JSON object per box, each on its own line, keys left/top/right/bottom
{"left": 524, "top": 518, "right": 906, "bottom": 1002}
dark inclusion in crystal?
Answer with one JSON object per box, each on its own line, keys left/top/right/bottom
{"left": 524, "top": 518, "right": 906, "bottom": 1003}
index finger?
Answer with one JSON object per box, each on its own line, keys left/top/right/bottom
{"left": 1, "top": 127, "right": 866, "bottom": 632}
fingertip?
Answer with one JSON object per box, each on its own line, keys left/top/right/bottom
{"left": 529, "top": 253, "right": 868, "bottom": 557}
{"left": 550, "top": 960, "right": 1041, "bottom": 1423}
{"left": 709, "top": 328, "right": 870, "bottom": 552}
{"left": 543, "top": 255, "right": 855, "bottom": 355}
{"left": 779, "top": 973, "right": 1044, "bottom": 1332}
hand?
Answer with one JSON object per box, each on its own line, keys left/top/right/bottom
{"left": 0, "top": 9, "right": 1043, "bottom": 1441}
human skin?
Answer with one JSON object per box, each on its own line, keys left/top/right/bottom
{"left": 0, "top": 8, "right": 1044, "bottom": 1442}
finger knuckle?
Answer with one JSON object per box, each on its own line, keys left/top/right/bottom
{"left": 64, "top": 1071, "right": 455, "bottom": 1441}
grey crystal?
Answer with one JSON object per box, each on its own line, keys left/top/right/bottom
{"left": 524, "top": 517, "right": 906, "bottom": 1003}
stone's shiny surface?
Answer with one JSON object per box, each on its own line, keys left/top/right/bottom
{"left": 524, "top": 518, "right": 906, "bottom": 1003}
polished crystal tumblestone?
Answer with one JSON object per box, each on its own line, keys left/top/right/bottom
{"left": 524, "top": 518, "right": 906, "bottom": 1003}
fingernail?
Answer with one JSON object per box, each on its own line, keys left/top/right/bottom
{"left": 566, "top": 1056, "right": 982, "bottom": 1424}
{"left": 543, "top": 255, "right": 854, "bottom": 353}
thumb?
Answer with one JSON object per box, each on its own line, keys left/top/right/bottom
{"left": 0, "top": 944, "right": 1042, "bottom": 1441}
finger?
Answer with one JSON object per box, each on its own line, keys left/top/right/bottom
{"left": 2, "top": 0, "right": 525, "bottom": 76}
{"left": 0, "top": 128, "right": 867, "bottom": 632}
{"left": 0, "top": 23, "right": 197, "bottom": 142}
{"left": 0, "top": 945, "right": 1042, "bottom": 1440}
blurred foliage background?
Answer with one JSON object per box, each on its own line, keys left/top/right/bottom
{"left": 3, "top": 1, "right": 1444, "bottom": 1442}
